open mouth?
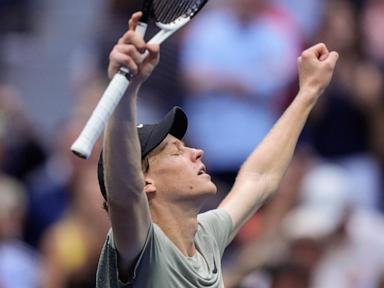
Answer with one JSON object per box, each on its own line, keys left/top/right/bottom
{"left": 198, "top": 165, "right": 207, "bottom": 175}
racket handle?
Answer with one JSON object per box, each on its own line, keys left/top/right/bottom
{"left": 71, "top": 72, "right": 130, "bottom": 159}
{"left": 136, "top": 22, "right": 147, "bottom": 37}
{"left": 71, "top": 22, "right": 148, "bottom": 159}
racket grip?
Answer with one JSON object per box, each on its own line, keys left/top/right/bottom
{"left": 71, "top": 73, "right": 130, "bottom": 159}
{"left": 136, "top": 22, "right": 147, "bottom": 37}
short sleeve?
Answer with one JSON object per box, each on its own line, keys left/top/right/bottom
{"left": 96, "top": 226, "right": 154, "bottom": 288}
{"left": 197, "top": 209, "right": 233, "bottom": 256}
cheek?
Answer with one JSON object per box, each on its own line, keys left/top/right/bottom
{"left": 162, "top": 171, "right": 198, "bottom": 193}
{"left": 149, "top": 157, "right": 203, "bottom": 188}
{"left": 153, "top": 157, "right": 193, "bottom": 177}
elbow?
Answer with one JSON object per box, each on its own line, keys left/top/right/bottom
{"left": 263, "top": 174, "right": 282, "bottom": 198}
{"left": 236, "top": 171, "right": 281, "bottom": 201}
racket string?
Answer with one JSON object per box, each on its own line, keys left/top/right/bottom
{"left": 153, "top": 0, "right": 205, "bottom": 23}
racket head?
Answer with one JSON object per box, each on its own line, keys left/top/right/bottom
{"left": 152, "top": 0, "right": 208, "bottom": 25}
{"left": 140, "top": 0, "right": 155, "bottom": 23}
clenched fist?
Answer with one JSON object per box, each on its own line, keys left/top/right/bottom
{"left": 298, "top": 43, "right": 339, "bottom": 100}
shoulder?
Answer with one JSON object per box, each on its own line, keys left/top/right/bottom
{"left": 198, "top": 208, "right": 233, "bottom": 227}
{"left": 197, "top": 209, "right": 234, "bottom": 255}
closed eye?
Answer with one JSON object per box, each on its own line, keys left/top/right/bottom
{"left": 168, "top": 140, "right": 184, "bottom": 156}
{"left": 170, "top": 149, "right": 182, "bottom": 156}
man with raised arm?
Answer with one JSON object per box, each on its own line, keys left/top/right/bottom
{"left": 95, "top": 11, "right": 339, "bottom": 288}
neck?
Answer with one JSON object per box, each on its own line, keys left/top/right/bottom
{"left": 150, "top": 200, "right": 200, "bottom": 257}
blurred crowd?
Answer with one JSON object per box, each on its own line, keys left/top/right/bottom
{"left": 0, "top": 0, "right": 383, "bottom": 287}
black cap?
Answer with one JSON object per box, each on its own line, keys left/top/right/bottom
{"left": 98, "top": 106, "right": 188, "bottom": 201}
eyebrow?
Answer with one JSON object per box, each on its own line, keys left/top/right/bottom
{"left": 153, "top": 139, "right": 169, "bottom": 154}
{"left": 171, "top": 139, "right": 185, "bottom": 148}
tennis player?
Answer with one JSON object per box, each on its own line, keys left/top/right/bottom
{"left": 95, "top": 12, "right": 339, "bottom": 287}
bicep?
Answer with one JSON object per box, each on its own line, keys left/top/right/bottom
{"left": 102, "top": 135, "right": 151, "bottom": 267}
{"left": 107, "top": 188, "right": 152, "bottom": 276}
{"left": 219, "top": 174, "right": 273, "bottom": 239}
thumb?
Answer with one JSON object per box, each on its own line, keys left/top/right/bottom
{"left": 326, "top": 51, "right": 339, "bottom": 68}
{"left": 319, "top": 53, "right": 329, "bottom": 61}
{"left": 146, "top": 43, "right": 160, "bottom": 55}
{"left": 144, "top": 44, "right": 160, "bottom": 62}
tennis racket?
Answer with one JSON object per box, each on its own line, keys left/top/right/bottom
{"left": 71, "top": 0, "right": 208, "bottom": 159}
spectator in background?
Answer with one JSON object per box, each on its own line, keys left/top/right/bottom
{"left": 360, "top": 0, "right": 384, "bottom": 209}
{"left": 224, "top": 161, "right": 384, "bottom": 288}
{"left": 39, "top": 166, "right": 109, "bottom": 288}
{"left": 24, "top": 119, "right": 98, "bottom": 247}
{"left": 0, "top": 84, "right": 47, "bottom": 181}
{"left": 282, "top": 163, "right": 384, "bottom": 288}
{"left": 0, "top": 175, "right": 41, "bottom": 288}
{"left": 361, "top": 0, "right": 384, "bottom": 68}
{"left": 0, "top": 0, "right": 33, "bottom": 34}
{"left": 0, "top": 108, "right": 5, "bottom": 164}
{"left": 304, "top": 0, "right": 382, "bottom": 210}
{"left": 277, "top": 0, "right": 326, "bottom": 43}
{"left": 24, "top": 72, "right": 105, "bottom": 248}
{"left": 180, "top": 0, "right": 302, "bottom": 193}
{"left": 370, "top": 91, "right": 384, "bottom": 210}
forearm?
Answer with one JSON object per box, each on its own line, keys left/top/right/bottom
{"left": 220, "top": 89, "right": 318, "bottom": 234}
{"left": 238, "top": 88, "right": 317, "bottom": 190}
{"left": 103, "top": 81, "right": 144, "bottom": 203}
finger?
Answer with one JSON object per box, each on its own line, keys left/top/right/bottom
{"left": 110, "top": 51, "right": 139, "bottom": 74}
{"left": 302, "top": 43, "right": 328, "bottom": 60}
{"left": 118, "top": 31, "right": 146, "bottom": 53}
{"left": 143, "top": 44, "right": 160, "bottom": 64}
{"left": 325, "top": 51, "right": 339, "bottom": 68}
{"left": 319, "top": 54, "right": 328, "bottom": 61}
{"left": 312, "top": 43, "right": 329, "bottom": 60}
{"left": 297, "top": 56, "right": 302, "bottom": 64}
{"left": 115, "top": 45, "right": 143, "bottom": 65}
{"left": 128, "top": 11, "right": 143, "bottom": 31}
{"left": 146, "top": 43, "right": 160, "bottom": 55}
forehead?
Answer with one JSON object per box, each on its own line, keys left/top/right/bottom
{"left": 165, "top": 134, "right": 184, "bottom": 145}
{"left": 162, "top": 134, "right": 186, "bottom": 151}
{"left": 149, "top": 134, "right": 183, "bottom": 156}
{"left": 145, "top": 135, "right": 184, "bottom": 168}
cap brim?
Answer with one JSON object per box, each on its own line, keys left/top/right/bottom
{"left": 139, "top": 106, "right": 188, "bottom": 159}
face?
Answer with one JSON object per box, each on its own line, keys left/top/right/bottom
{"left": 144, "top": 135, "right": 217, "bottom": 203}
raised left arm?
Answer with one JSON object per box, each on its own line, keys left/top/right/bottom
{"left": 219, "top": 43, "right": 339, "bottom": 238}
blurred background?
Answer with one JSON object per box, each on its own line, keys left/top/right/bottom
{"left": 0, "top": 0, "right": 383, "bottom": 287}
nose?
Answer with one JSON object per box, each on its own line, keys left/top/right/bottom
{"left": 192, "top": 148, "right": 204, "bottom": 161}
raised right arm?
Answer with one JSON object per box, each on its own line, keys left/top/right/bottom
{"left": 102, "top": 12, "right": 159, "bottom": 276}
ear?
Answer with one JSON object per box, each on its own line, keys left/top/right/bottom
{"left": 144, "top": 177, "right": 156, "bottom": 194}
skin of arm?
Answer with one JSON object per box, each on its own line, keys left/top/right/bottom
{"left": 102, "top": 12, "right": 160, "bottom": 276}
{"left": 219, "top": 43, "right": 339, "bottom": 238}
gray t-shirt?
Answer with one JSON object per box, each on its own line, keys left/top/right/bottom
{"left": 96, "top": 209, "right": 233, "bottom": 288}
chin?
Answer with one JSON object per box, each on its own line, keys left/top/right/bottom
{"left": 206, "top": 181, "right": 218, "bottom": 195}
{"left": 193, "top": 181, "right": 217, "bottom": 197}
